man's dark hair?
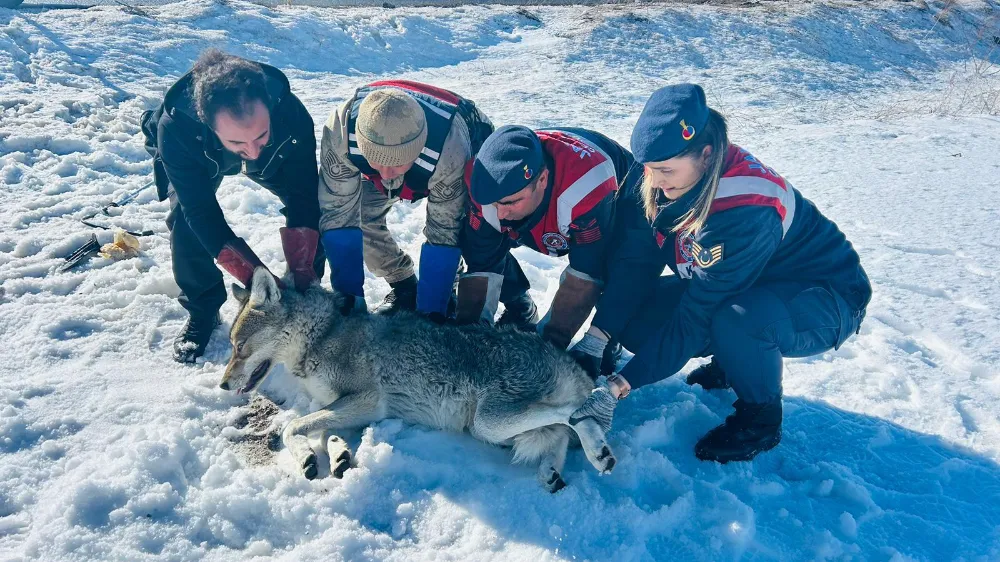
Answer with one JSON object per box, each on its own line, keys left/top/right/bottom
{"left": 190, "top": 49, "right": 271, "bottom": 126}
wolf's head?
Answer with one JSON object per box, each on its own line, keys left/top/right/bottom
{"left": 220, "top": 267, "right": 289, "bottom": 394}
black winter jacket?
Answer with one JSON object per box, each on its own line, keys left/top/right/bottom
{"left": 141, "top": 64, "right": 319, "bottom": 257}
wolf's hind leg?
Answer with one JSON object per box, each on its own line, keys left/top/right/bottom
{"left": 513, "top": 425, "right": 571, "bottom": 493}
{"left": 283, "top": 390, "right": 382, "bottom": 480}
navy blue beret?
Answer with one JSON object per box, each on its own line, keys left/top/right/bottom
{"left": 470, "top": 125, "right": 544, "bottom": 205}
{"left": 630, "top": 84, "right": 710, "bottom": 164}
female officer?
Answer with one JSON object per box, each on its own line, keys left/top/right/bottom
{"left": 596, "top": 84, "right": 872, "bottom": 463}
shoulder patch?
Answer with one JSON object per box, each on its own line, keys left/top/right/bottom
{"left": 691, "top": 241, "right": 724, "bottom": 268}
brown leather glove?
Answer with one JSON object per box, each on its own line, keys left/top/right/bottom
{"left": 280, "top": 226, "right": 320, "bottom": 292}
{"left": 454, "top": 272, "right": 503, "bottom": 326}
{"left": 540, "top": 268, "right": 603, "bottom": 350}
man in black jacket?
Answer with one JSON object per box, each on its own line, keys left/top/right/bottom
{"left": 142, "top": 49, "right": 324, "bottom": 363}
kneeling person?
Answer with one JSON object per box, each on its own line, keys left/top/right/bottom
{"left": 318, "top": 81, "right": 494, "bottom": 318}
{"left": 457, "top": 125, "right": 640, "bottom": 376}
{"left": 611, "top": 84, "right": 872, "bottom": 462}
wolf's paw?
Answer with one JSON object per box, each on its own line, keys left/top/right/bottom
{"left": 327, "top": 435, "right": 353, "bottom": 479}
{"left": 593, "top": 444, "right": 616, "bottom": 475}
{"left": 543, "top": 469, "right": 567, "bottom": 493}
{"left": 301, "top": 452, "right": 318, "bottom": 480}
{"left": 331, "top": 450, "right": 352, "bottom": 479}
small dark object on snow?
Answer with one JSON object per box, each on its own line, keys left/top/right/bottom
{"left": 57, "top": 180, "right": 157, "bottom": 274}
{"left": 57, "top": 234, "right": 100, "bottom": 273}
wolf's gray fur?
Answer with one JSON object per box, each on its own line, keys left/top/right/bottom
{"left": 221, "top": 268, "right": 616, "bottom": 491}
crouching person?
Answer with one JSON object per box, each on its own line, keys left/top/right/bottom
{"left": 141, "top": 49, "right": 324, "bottom": 363}
{"left": 455, "top": 125, "right": 642, "bottom": 379}
{"left": 606, "top": 84, "right": 872, "bottom": 462}
{"left": 317, "top": 81, "right": 494, "bottom": 318}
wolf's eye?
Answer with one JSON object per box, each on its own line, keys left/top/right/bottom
{"left": 236, "top": 341, "right": 245, "bottom": 354}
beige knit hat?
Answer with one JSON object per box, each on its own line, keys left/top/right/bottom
{"left": 356, "top": 89, "right": 427, "bottom": 168}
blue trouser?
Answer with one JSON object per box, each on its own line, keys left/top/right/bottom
{"left": 619, "top": 276, "right": 863, "bottom": 404}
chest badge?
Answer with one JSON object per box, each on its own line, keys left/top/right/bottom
{"left": 541, "top": 232, "right": 569, "bottom": 252}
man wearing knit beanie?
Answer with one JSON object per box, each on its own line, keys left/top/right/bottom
{"left": 318, "top": 81, "right": 494, "bottom": 318}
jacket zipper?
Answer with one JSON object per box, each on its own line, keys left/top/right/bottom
{"left": 257, "top": 135, "right": 294, "bottom": 173}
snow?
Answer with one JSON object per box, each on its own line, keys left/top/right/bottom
{"left": 2, "top": 0, "right": 1000, "bottom": 560}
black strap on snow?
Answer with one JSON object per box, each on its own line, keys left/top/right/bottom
{"left": 79, "top": 180, "right": 157, "bottom": 238}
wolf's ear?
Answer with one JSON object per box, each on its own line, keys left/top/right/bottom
{"left": 232, "top": 283, "right": 250, "bottom": 306}
{"left": 249, "top": 267, "right": 281, "bottom": 308}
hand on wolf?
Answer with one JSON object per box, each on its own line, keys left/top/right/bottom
{"left": 568, "top": 329, "right": 608, "bottom": 380}
{"left": 422, "top": 311, "right": 450, "bottom": 325}
{"left": 280, "top": 227, "right": 320, "bottom": 292}
{"left": 569, "top": 373, "right": 632, "bottom": 435}
{"left": 335, "top": 292, "right": 368, "bottom": 316}
{"left": 217, "top": 238, "right": 284, "bottom": 289}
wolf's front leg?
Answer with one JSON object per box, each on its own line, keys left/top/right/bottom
{"left": 282, "top": 390, "right": 382, "bottom": 480}
{"left": 325, "top": 434, "right": 353, "bottom": 479}
{"left": 568, "top": 417, "right": 616, "bottom": 475}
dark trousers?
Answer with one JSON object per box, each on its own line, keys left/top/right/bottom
{"left": 497, "top": 253, "right": 532, "bottom": 304}
{"left": 619, "top": 276, "right": 863, "bottom": 404}
{"left": 166, "top": 203, "right": 227, "bottom": 319}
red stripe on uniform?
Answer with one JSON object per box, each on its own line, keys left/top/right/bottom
{"left": 710, "top": 194, "right": 787, "bottom": 223}
{"left": 367, "top": 80, "right": 461, "bottom": 105}
{"left": 574, "top": 228, "right": 602, "bottom": 244}
{"left": 571, "top": 177, "right": 617, "bottom": 222}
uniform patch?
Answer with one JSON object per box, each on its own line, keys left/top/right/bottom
{"left": 691, "top": 241, "right": 724, "bottom": 268}
{"left": 570, "top": 218, "right": 602, "bottom": 244}
{"left": 574, "top": 226, "right": 602, "bottom": 244}
{"left": 322, "top": 150, "right": 357, "bottom": 182}
{"left": 678, "top": 235, "right": 695, "bottom": 262}
{"left": 541, "top": 232, "right": 569, "bottom": 252}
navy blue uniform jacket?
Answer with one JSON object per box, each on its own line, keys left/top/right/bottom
{"left": 602, "top": 145, "right": 871, "bottom": 387}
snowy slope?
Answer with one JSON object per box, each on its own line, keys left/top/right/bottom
{"left": 2, "top": 1, "right": 1000, "bottom": 560}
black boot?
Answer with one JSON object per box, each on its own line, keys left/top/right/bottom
{"left": 375, "top": 275, "right": 417, "bottom": 315}
{"left": 496, "top": 292, "right": 538, "bottom": 331}
{"left": 600, "top": 340, "right": 622, "bottom": 376}
{"left": 686, "top": 358, "right": 730, "bottom": 390}
{"left": 172, "top": 311, "right": 221, "bottom": 364}
{"left": 695, "top": 399, "right": 782, "bottom": 463}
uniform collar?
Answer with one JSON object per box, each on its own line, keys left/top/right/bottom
{"left": 652, "top": 176, "right": 707, "bottom": 234}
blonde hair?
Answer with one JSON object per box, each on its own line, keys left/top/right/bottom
{"left": 640, "top": 109, "right": 729, "bottom": 238}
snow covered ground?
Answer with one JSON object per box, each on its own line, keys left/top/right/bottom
{"left": 2, "top": 0, "right": 1000, "bottom": 559}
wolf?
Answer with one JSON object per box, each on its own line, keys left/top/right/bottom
{"left": 220, "top": 268, "right": 617, "bottom": 492}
